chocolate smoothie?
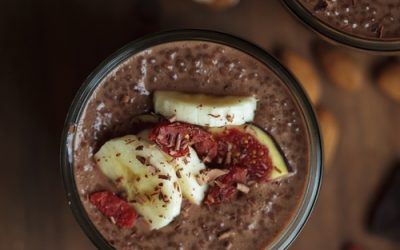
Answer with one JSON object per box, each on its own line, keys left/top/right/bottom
{"left": 72, "top": 40, "right": 310, "bottom": 249}
{"left": 298, "top": 0, "right": 400, "bottom": 40}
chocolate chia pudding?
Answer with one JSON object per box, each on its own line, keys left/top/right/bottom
{"left": 298, "top": 0, "right": 400, "bottom": 40}
{"left": 64, "top": 32, "right": 320, "bottom": 250}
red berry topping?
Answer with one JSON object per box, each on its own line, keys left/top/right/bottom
{"left": 213, "top": 128, "right": 273, "bottom": 181}
{"left": 89, "top": 191, "right": 136, "bottom": 228}
{"left": 149, "top": 122, "right": 217, "bottom": 161}
{"left": 204, "top": 167, "right": 248, "bottom": 206}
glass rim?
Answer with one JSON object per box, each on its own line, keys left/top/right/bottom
{"left": 282, "top": 0, "right": 400, "bottom": 53}
{"left": 60, "top": 29, "right": 323, "bottom": 250}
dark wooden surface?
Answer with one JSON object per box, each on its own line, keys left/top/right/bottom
{"left": 1, "top": 0, "right": 399, "bottom": 249}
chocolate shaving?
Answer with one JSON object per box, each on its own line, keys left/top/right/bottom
{"left": 208, "top": 113, "right": 221, "bottom": 118}
{"left": 125, "top": 139, "right": 136, "bottom": 144}
{"left": 135, "top": 145, "right": 144, "bottom": 151}
{"left": 204, "top": 169, "right": 229, "bottom": 183}
{"left": 150, "top": 190, "right": 160, "bottom": 196}
{"left": 174, "top": 223, "right": 181, "bottom": 231}
{"left": 168, "top": 134, "right": 175, "bottom": 147}
{"left": 218, "top": 230, "right": 236, "bottom": 240}
{"left": 158, "top": 192, "right": 169, "bottom": 203}
{"left": 115, "top": 176, "right": 123, "bottom": 183}
{"left": 168, "top": 115, "right": 177, "bottom": 122}
{"left": 176, "top": 170, "right": 182, "bottom": 178}
{"left": 244, "top": 124, "right": 253, "bottom": 133}
{"left": 214, "top": 180, "right": 223, "bottom": 188}
{"left": 158, "top": 174, "right": 171, "bottom": 180}
{"left": 175, "top": 133, "right": 182, "bottom": 151}
{"left": 110, "top": 216, "right": 116, "bottom": 224}
{"left": 136, "top": 156, "right": 146, "bottom": 165}
{"left": 225, "top": 114, "right": 234, "bottom": 122}
{"left": 225, "top": 143, "right": 233, "bottom": 164}
{"left": 274, "top": 166, "right": 282, "bottom": 174}
{"left": 236, "top": 183, "right": 250, "bottom": 194}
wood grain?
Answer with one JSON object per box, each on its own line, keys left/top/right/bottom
{"left": 0, "top": 0, "right": 399, "bottom": 249}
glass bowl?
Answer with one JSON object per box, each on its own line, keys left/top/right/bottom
{"left": 282, "top": 1, "right": 400, "bottom": 53}
{"left": 60, "top": 29, "right": 323, "bottom": 249}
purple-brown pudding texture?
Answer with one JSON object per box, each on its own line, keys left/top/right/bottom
{"left": 299, "top": 0, "right": 400, "bottom": 40}
{"left": 72, "top": 41, "right": 310, "bottom": 249}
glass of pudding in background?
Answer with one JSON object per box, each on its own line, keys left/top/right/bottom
{"left": 283, "top": 0, "right": 400, "bottom": 52}
{"left": 61, "top": 30, "right": 322, "bottom": 249}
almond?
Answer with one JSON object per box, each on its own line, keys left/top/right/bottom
{"left": 377, "top": 61, "right": 400, "bottom": 102}
{"left": 317, "top": 106, "right": 339, "bottom": 169}
{"left": 280, "top": 50, "right": 322, "bottom": 104}
{"left": 317, "top": 46, "right": 364, "bottom": 92}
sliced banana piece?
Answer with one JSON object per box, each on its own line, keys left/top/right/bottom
{"left": 154, "top": 90, "right": 257, "bottom": 127}
{"left": 94, "top": 135, "right": 182, "bottom": 230}
{"left": 173, "top": 147, "right": 208, "bottom": 205}
{"left": 138, "top": 129, "right": 208, "bottom": 205}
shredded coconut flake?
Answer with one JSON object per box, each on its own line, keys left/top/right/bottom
{"left": 83, "top": 164, "right": 93, "bottom": 172}
{"left": 134, "top": 59, "right": 150, "bottom": 95}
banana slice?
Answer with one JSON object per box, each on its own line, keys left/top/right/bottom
{"left": 173, "top": 147, "right": 208, "bottom": 205}
{"left": 94, "top": 135, "right": 182, "bottom": 230}
{"left": 138, "top": 129, "right": 208, "bottom": 205}
{"left": 154, "top": 90, "right": 257, "bottom": 127}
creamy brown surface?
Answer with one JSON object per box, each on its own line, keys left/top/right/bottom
{"left": 299, "top": 0, "right": 400, "bottom": 40}
{"left": 73, "top": 41, "right": 309, "bottom": 249}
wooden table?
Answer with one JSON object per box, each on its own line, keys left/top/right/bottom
{"left": 1, "top": 0, "right": 399, "bottom": 249}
